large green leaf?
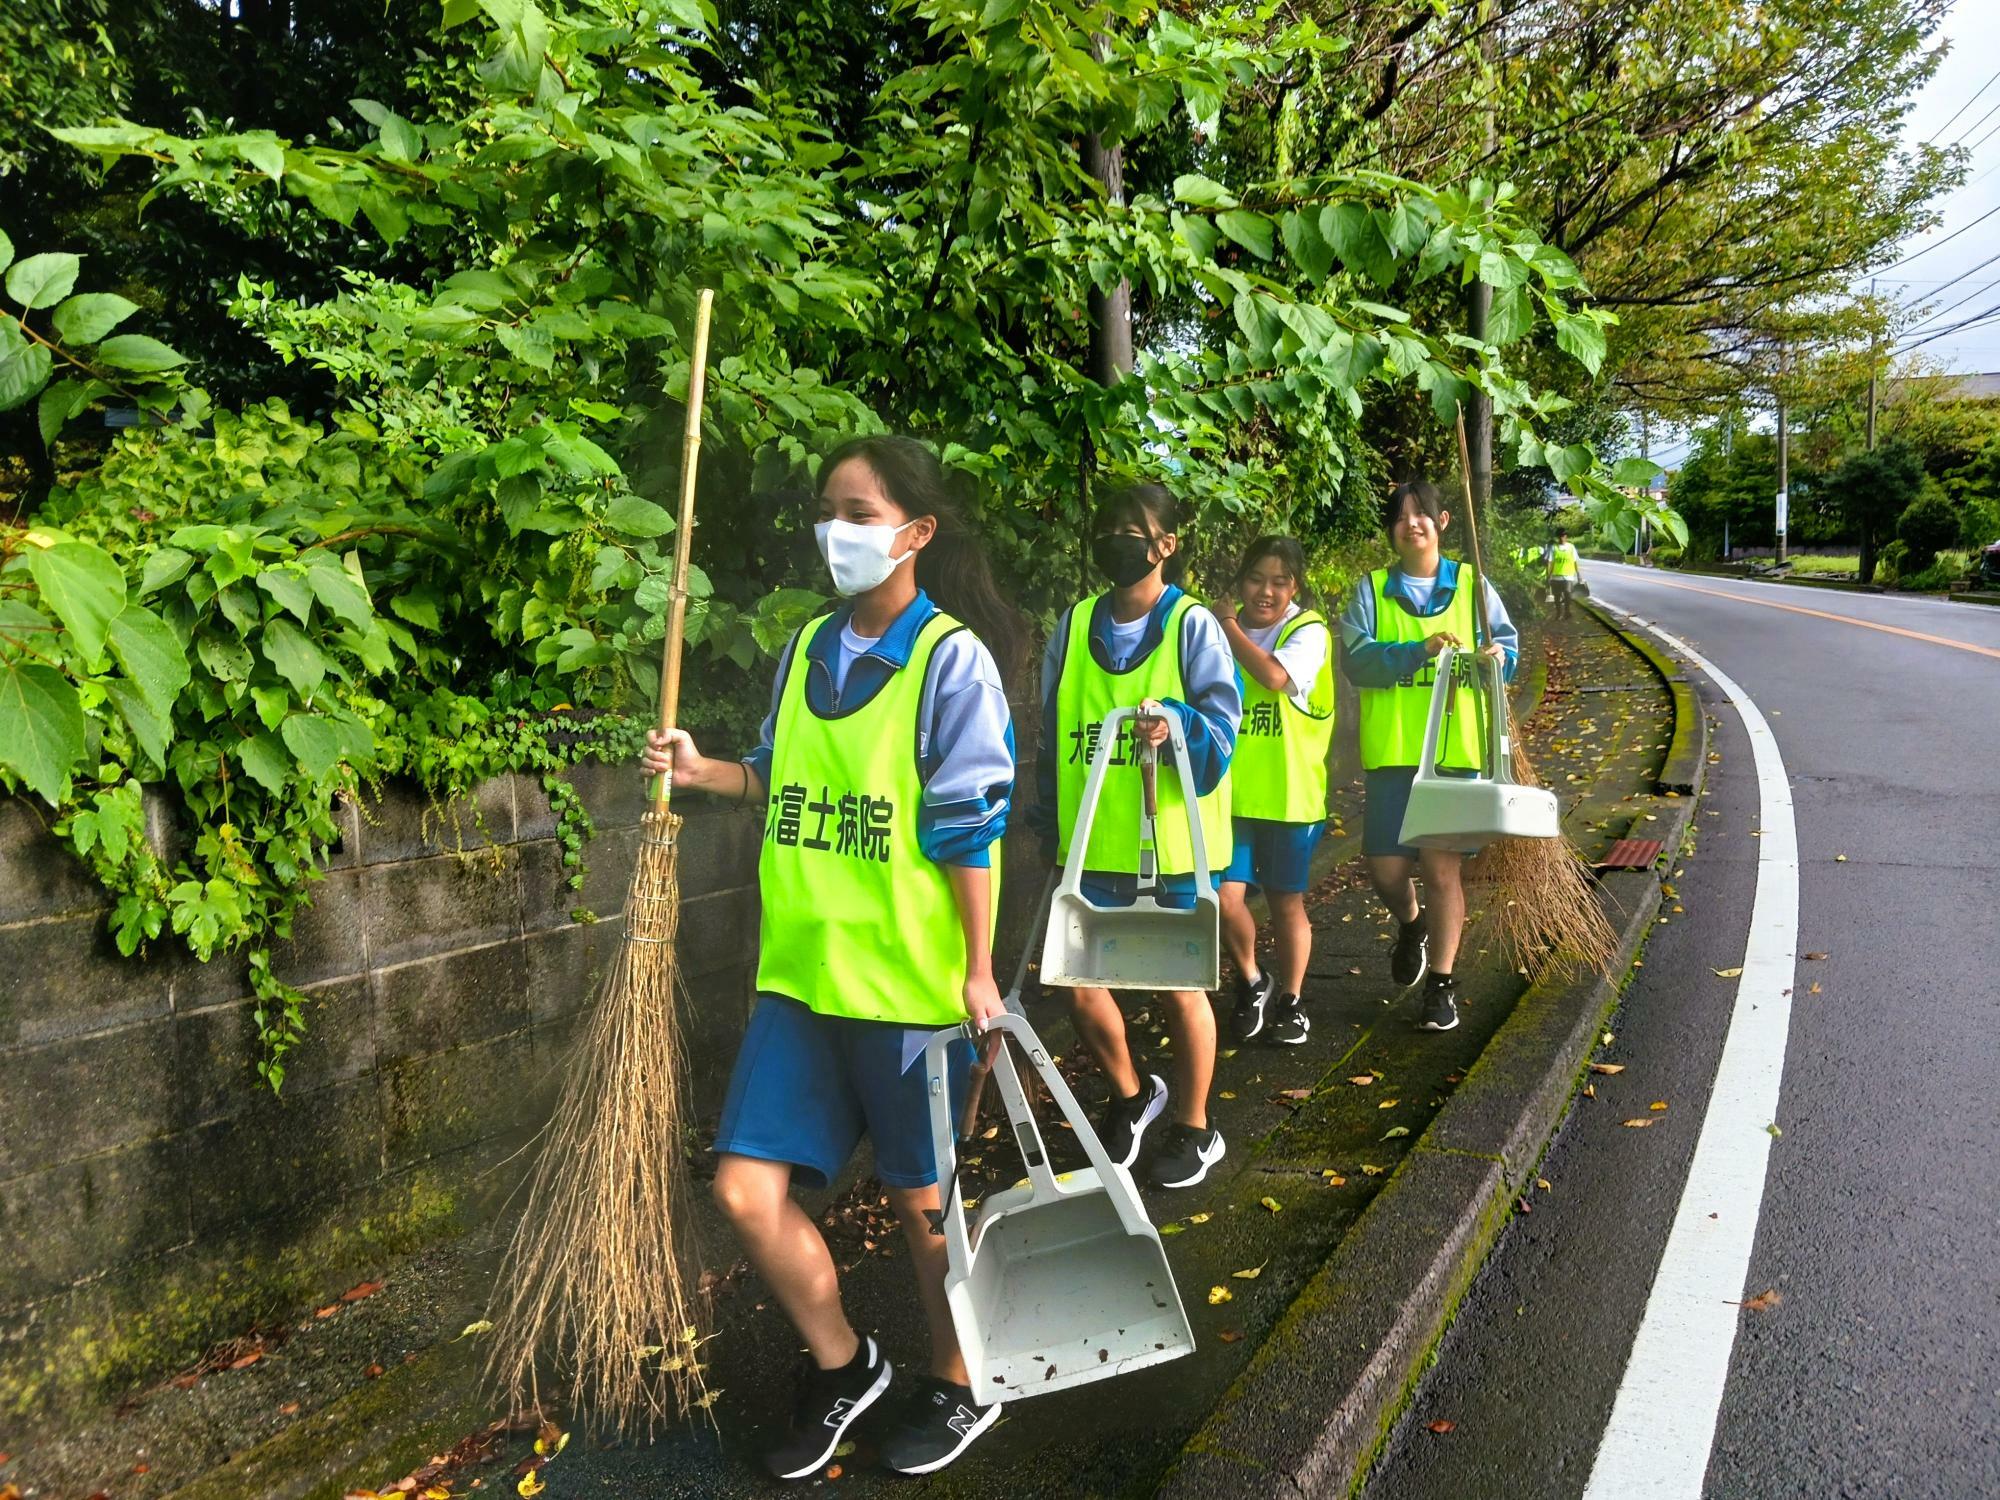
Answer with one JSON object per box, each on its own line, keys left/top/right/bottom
{"left": 139, "top": 547, "right": 195, "bottom": 596}
{"left": 1485, "top": 283, "right": 1533, "bottom": 346}
{"left": 1322, "top": 204, "right": 1395, "bottom": 288}
{"left": 1215, "top": 210, "right": 1274, "bottom": 261}
{"left": 256, "top": 569, "right": 315, "bottom": 625}
{"left": 1280, "top": 211, "right": 1334, "bottom": 283}
{"left": 280, "top": 714, "right": 345, "bottom": 779}
{"left": 261, "top": 618, "right": 330, "bottom": 696}
{"left": 1172, "top": 174, "right": 1238, "bottom": 209}
{"left": 51, "top": 293, "right": 139, "bottom": 345}
{"left": 301, "top": 557, "right": 374, "bottom": 628}
{"left": 0, "top": 660, "right": 84, "bottom": 804}
{"left": 107, "top": 605, "right": 191, "bottom": 714}
{"left": 6, "top": 253, "right": 80, "bottom": 311}
{"left": 476, "top": 0, "right": 549, "bottom": 92}
{"left": 95, "top": 334, "right": 188, "bottom": 373}
{"left": 236, "top": 733, "right": 293, "bottom": 794}
{"left": 103, "top": 679, "right": 173, "bottom": 766}
{"left": 0, "top": 228, "right": 12, "bottom": 276}
{"left": 1555, "top": 314, "right": 1607, "bottom": 376}
{"left": 0, "top": 343, "right": 52, "bottom": 412}
{"left": 27, "top": 540, "right": 126, "bottom": 662}
{"left": 605, "top": 493, "right": 676, "bottom": 537}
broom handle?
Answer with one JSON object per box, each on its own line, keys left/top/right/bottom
{"left": 1453, "top": 402, "right": 1495, "bottom": 647}
{"left": 652, "top": 288, "right": 716, "bottom": 813}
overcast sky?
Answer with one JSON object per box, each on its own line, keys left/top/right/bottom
{"left": 1869, "top": 0, "right": 2000, "bottom": 376}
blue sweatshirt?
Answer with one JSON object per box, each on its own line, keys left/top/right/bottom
{"left": 1029, "top": 585, "right": 1242, "bottom": 855}
{"left": 1338, "top": 559, "right": 1519, "bottom": 689}
{"left": 743, "top": 589, "right": 1013, "bottom": 868}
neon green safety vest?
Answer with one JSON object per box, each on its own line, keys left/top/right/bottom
{"left": 754, "top": 611, "right": 993, "bottom": 1025}
{"left": 1357, "top": 567, "right": 1485, "bottom": 773}
{"left": 1549, "top": 542, "right": 1580, "bottom": 578}
{"left": 1054, "top": 593, "right": 1231, "bottom": 875}
{"left": 1229, "top": 609, "right": 1335, "bottom": 823}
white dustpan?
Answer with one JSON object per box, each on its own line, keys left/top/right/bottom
{"left": 1040, "top": 705, "right": 1220, "bottom": 991}
{"left": 1398, "top": 648, "right": 1559, "bottom": 851}
{"left": 924, "top": 1012, "right": 1195, "bottom": 1399}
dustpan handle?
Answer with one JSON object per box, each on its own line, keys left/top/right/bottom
{"left": 1412, "top": 648, "right": 1512, "bottom": 787}
{"left": 1053, "top": 706, "right": 1216, "bottom": 899}
{"left": 982, "top": 1013, "right": 1159, "bottom": 1238}
{"left": 924, "top": 1026, "right": 980, "bottom": 1266}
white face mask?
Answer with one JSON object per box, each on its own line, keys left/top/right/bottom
{"left": 814, "top": 517, "right": 917, "bottom": 597}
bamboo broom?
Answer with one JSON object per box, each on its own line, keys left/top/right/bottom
{"left": 1452, "top": 404, "right": 1616, "bottom": 981}
{"left": 487, "top": 289, "right": 718, "bottom": 1436}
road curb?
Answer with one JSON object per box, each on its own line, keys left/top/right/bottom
{"left": 1156, "top": 614, "right": 1708, "bottom": 1500}
{"left": 1581, "top": 600, "right": 1703, "bottom": 795}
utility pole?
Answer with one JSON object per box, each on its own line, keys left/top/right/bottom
{"left": 1775, "top": 344, "right": 1790, "bottom": 564}
{"left": 1865, "top": 278, "right": 1879, "bottom": 452}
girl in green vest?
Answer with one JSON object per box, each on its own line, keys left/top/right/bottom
{"left": 1030, "top": 484, "right": 1242, "bottom": 1191}
{"left": 640, "top": 437, "right": 1020, "bottom": 1479}
{"left": 1337, "top": 481, "right": 1517, "bottom": 1034}
{"left": 1216, "top": 536, "right": 1336, "bottom": 1048}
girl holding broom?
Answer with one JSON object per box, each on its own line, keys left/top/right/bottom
{"left": 1215, "top": 536, "right": 1335, "bottom": 1048}
{"left": 1338, "top": 480, "right": 1517, "bottom": 1033}
{"left": 640, "top": 436, "right": 1019, "bottom": 1479}
{"left": 1030, "top": 483, "right": 1241, "bottom": 1190}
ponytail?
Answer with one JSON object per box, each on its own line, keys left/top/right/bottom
{"left": 816, "top": 435, "right": 1027, "bottom": 689}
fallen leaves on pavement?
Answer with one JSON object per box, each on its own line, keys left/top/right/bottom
{"left": 1622, "top": 1119, "right": 1656, "bottom": 1129}
{"left": 1589, "top": 1062, "right": 1625, "bottom": 1075}
{"left": 1711, "top": 966, "right": 1743, "bottom": 978}
{"left": 1208, "top": 1286, "right": 1233, "bottom": 1305}
{"left": 1232, "top": 1263, "right": 1267, "bottom": 1280}
{"left": 1426, "top": 1420, "right": 1457, "bottom": 1434}
{"left": 1734, "top": 1288, "right": 1783, "bottom": 1312}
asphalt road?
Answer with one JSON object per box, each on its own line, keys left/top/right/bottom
{"left": 1362, "top": 564, "right": 2000, "bottom": 1500}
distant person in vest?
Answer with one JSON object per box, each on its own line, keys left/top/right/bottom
{"left": 1546, "top": 528, "right": 1582, "bottom": 619}
{"left": 640, "top": 436, "right": 1019, "bottom": 1479}
{"left": 1338, "top": 481, "right": 1517, "bottom": 1034}
{"left": 1031, "top": 483, "right": 1241, "bottom": 1191}
{"left": 1215, "top": 536, "right": 1335, "bottom": 1048}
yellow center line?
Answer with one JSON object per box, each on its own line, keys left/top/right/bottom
{"left": 1614, "top": 572, "right": 2000, "bottom": 663}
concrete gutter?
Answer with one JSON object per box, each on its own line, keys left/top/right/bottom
{"left": 1156, "top": 614, "right": 1709, "bottom": 1500}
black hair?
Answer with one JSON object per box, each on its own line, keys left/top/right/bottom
{"left": 1234, "top": 535, "right": 1315, "bottom": 608}
{"left": 1556, "top": 527, "right": 1569, "bottom": 539}
{"left": 816, "top": 435, "right": 1027, "bottom": 687}
{"left": 1381, "top": 480, "right": 1448, "bottom": 536}
{"left": 1092, "top": 482, "right": 1189, "bottom": 585}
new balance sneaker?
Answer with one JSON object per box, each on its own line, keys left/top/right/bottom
{"left": 1148, "top": 1123, "right": 1226, "bottom": 1189}
{"left": 763, "top": 1335, "right": 893, "bottom": 1481}
{"left": 1097, "top": 1074, "right": 1169, "bottom": 1169}
{"left": 1263, "top": 992, "right": 1310, "bottom": 1046}
{"left": 1417, "top": 974, "right": 1460, "bottom": 1033}
{"left": 1231, "top": 968, "right": 1276, "bottom": 1042}
{"left": 1390, "top": 914, "right": 1430, "bottom": 988}
{"left": 880, "top": 1376, "right": 1002, "bottom": 1475}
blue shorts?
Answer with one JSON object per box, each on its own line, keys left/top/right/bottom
{"left": 1078, "top": 870, "right": 1218, "bottom": 912}
{"left": 1221, "top": 817, "right": 1326, "bottom": 894}
{"left": 714, "top": 995, "right": 972, "bottom": 1190}
{"left": 1362, "top": 767, "right": 1478, "bottom": 859}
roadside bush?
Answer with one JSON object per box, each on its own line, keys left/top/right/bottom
{"left": 1649, "top": 544, "right": 1683, "bottom": 567}
{"left": 1874, "top": 538, "right": 1908, "bottom": 587}
{"left": 1896, "top": 488, "right": 1960, "bottom": 572}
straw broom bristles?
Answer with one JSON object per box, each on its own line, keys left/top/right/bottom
{"left": 486, "top": 809, "right": 713, "bottom": 1434}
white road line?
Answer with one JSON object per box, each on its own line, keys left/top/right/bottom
{"left": 1581, "top": 608, "right": 1801, "bottom": 1500}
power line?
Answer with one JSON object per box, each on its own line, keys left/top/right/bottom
{"left": 1898, "top": 253, "right": 2000, "bottom": 330}
{"left": 1896, "top": 303, "right": 2000, "bottom": 351}
{"left": 1965, "top": 112, "right": 2000, "bottom": 155}
{"left": 1885, "top": 200, "right": 2000, "bottom": 271}
{"left": 1900, "top": 247, "right": 2000, "bottom": 305}
{"left": 1928, "top": 65, "right": 2000, "bottom": 141}
{"left": 1948, "top": 94, "right": 2000, "bottom": 148}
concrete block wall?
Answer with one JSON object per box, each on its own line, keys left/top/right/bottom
{"left": 0, "top": 768, "right": 764, "bottom": 1425}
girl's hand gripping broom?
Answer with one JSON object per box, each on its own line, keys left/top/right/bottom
{"left": 488, "top": 289, "right": 718, "bottom": 1435}
{"left": 1453, "top": 403, "right": 1616, "bottom": 980}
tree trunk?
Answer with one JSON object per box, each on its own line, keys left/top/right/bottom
{"left": 1083, "top": 131, "right": 1132, "bottom": 385}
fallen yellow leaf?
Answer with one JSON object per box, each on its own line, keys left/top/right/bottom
{"left": 1362, "top": 1164, "right": 1385, "bottom": 1176}
{"left": 1208, "top": 1285, "right": 1233, "bottom": 1305}
{"left": 1650, "top": 1101, "right": 1668, "bottom": 1112}
{"left": 1348, "top": 1075, "right": 1375, "bottom": 1087}
{"left": 1232, "top": 1262, "right": 1267, "bottom": 1280}
{"left": 1623, "top": 1118, "right": 1656, "bottom": 1128}
{"left": 455, "top": 1319, "right": 493, "bottom": 1341}
{"left": 518, "top": 1473, "right": 546, "bottom": 1498}
{"left": 1712, "top": 966, "right": 1743, "bottom": 978}
{"left": 1190, "top": 1212, "right": 1211, "bottom": 1224}
{"left": 1589, "top": 1063, "right": 1625, "bottom": 1075}
{"left": 1260, "top": 1196, "right": 1283, "bottom": 1213}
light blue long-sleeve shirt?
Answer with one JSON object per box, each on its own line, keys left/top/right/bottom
{"left": 743, "top": 589, "right": 1013, "bottom": 868}
{"left": 1338, "top": 559, "right": 1519, "bottom": 689}
{"left": 1029, "top": 585, "right": 1242, "bottom": 853}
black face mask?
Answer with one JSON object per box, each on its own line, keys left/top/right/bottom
{"left": 1092, "top": 533, "right": 1158, "bottom": 588}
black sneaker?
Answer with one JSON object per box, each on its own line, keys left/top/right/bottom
{"left": 1391, "top": 915, "right": 1430, "bottom": 988}
{"left": 1148, "top": 1123, "right": 1226, "bottom": 1189}
{"left": 1231, "top": 969, "right": 1275, "bottom": 1041}
{"left": 1263, "top": 992, "right": 1310, "bottom": 1046}
{"left": 1417, "top": 975, "right": 1459, "bottom": 1033}
{"left": 763, "top": 1335, "right": 894, "bottom": 1481}
{"left": 1098, "top": 1074, "right": 1168, "bottom": 1169}
{"left": 880, "top": 1376, "right": 1002, "bottom": 1475}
